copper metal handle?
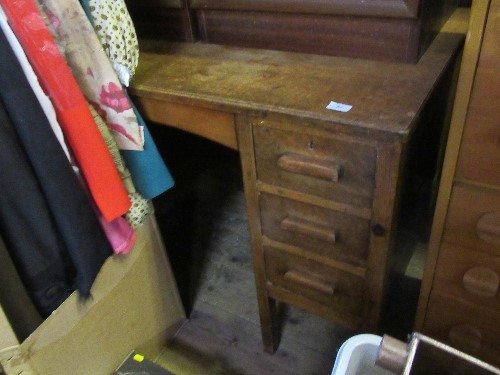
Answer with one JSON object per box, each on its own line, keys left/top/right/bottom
{"left": 280, "top": 216, "right": 336, "bottom": 244}
{"left": 376, "top": 335, "right": 408, "bottom": 374}
{"left": 462, "top": 267, "right": 499, "bottom": 298}
{"left": 476, "top": 212, "right": 500, "bottom": 245}
{"left": 283, "top": 270, "right": 335, "bottom": 296}
{"left": 277, "top": 153, "right": 340, "bottom": 181}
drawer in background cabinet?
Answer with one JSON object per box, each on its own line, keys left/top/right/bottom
{"left": 263, "top": 245, "right": 365, "bottom": 324}
{"left": 433, "top": 242, "right": 500, "bottom": 311}
{"left": 253, "top": 125, "right": 376, "bottom": 210}
{"left": 259, "top": 192, "right": 370, "bottom": 267}
{"left": 443, "top": 184, "right": 500, "bottom": 256}
{"left": 423, "top": 292, "right": 500, "bottom": 368}
{"left": 456, "top": 69, "right": 500, "bottom": 187}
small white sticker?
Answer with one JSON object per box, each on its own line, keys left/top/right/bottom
{"left": 326, "top": 101, "right": 352, "bottom": 113}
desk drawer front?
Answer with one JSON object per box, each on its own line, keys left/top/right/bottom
{"left": 264, "top": 246, "right": 364, "bottom": 317}
{"left": 423, "top": 292, "right": 500, "bottom": 367}
{"left": 443, "top": 184, "right": 500, "bottom": 256}
{"left": 253, "top": 125, "right": 376, "bottom": 209}
{"left": 259, "top": 192, "right": 370, "bottom": 266}
{"left": 434, "top": 243, "right": 500, "bottom": 310}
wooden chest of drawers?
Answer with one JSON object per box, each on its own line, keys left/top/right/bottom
{"left": 416, "top": 0, "right": 500, "bottom": 368}
{"left": 191, "top": 0, "right": 456, "bottom": 63}
{"left": 126, "top": 0, "right": 456, "bottom": 63}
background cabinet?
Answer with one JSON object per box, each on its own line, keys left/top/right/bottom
{"left": 416, "top": 0, "right": 500, "bottom": 367}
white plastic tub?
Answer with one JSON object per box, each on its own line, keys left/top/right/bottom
{"left": 331, "top": 334, "right": 393, "bottom": 375}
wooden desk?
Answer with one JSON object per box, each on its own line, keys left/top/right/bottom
{"left": 129, "top": 33, "right": 463, "bottom": 353}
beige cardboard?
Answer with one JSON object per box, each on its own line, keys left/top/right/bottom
{"left": 1, "top": 214, "right": 185, "bottom": 375}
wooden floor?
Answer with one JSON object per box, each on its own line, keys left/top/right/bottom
{"left": 150, "top": 125, "right": 429, "bottom": 375}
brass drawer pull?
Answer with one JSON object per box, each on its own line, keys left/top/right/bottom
{"left": 283, "top": 270, "right": 335, "bottom": 296}
{"left": 476, "top": 212, "right": 500, "bottom": 245}
{"left": 462, "top": 267, "right": 499, "bottom": 298}
{"left": 277, "top": 153, "right": 340, "bottom": 182}
{"left": 280, "top": 216, "right": 336, "bottom": 244}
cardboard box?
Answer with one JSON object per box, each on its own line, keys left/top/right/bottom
{"left": 0, "top": 215, "right": 185, "bottom": 375}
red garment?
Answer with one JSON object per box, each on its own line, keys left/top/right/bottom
{"left": 1, "top": 0, "right": 130, "bottom": 221}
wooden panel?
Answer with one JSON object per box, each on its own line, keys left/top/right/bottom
{"left": 196, "top": 10, "right": 420, "bottom": 63}
{"left": 264, "top": 246, "right": 365, "bottom": 318}
{"left": 130, "top": 34, "right": 463, "bottom": 138}
{"left": 190, "top": 0, "right": 421, "bottom": 18}
{"left": 443, "top": 184, "right": 500, "bottom": 256}
{"left": 433, "top": 243, "right": 500, "bottom": 310}
{"left": 259, "top": 193, "right": 371, "bottom": 267}
{"left": 477, "top": 0, "right": 500, "bottom": 70}
{"left": 414, "top": 1, "right": 489, "bottom": 330}
{"left": 132, "top": 97, "right": 238, "bottom": 150}
{"left": 253, "top": 124, "right": 376, "bottom": 210}
{"left": 192, "top": 0, "right": 456, "bottom": 62}
{"left": 423, "top": 292, "right": 500, "bottom": 367}
{"left": 455, "top": 69, "right": 500, "bottom": 186}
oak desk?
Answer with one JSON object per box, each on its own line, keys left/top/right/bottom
{"left": 129, "top": 33, "right": 462, "bottom": 353}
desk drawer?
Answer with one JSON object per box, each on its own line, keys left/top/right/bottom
{"left": 253, "top": 125, "right": 376, "bottom": 210}
{"left": 264, "top": 245, "right": 364, "bottom": 318}
{"left": 433, "top": 243, "right": 500, "bottom": 311}
{"left": 259, "top": 192, "right": 370, "bottom": 267}
{"left": 443, "top": 184, "right": 500, "bottom": 256}
{"left": 423, "top": 292, "right": 500, "bottom": 367}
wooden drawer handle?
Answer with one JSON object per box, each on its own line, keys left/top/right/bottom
{"left": 462, "top": 267, "right": 499, "bottom": 298}
{"left": 448, "top": 325, "right": 482, "bottom": 353}
{"left": 284, "top": 270, "right": 335, "bottom": 296}
{"left": 280, "top": 216, "right": 336, "bottom": 244}
{"left": 476, "top": 212, "right": 500, "bottom": 245}
{"left": 277, "top": 153, "right": 340, "bottom": 182}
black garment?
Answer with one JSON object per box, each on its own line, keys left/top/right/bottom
{"left": 0, "top": 234, "right": 44, "bottom": 340}
{"left": 0, "top": 100, "right": 74, "bottom": 315}
{"left": 0, "top": 28, "right": 112, "bottom": 315}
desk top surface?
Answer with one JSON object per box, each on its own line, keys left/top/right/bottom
{"left": 130, "top": 33, "right": 463, "bottom": 138}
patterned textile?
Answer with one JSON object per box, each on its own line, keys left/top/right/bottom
{"left": 89, "top": 104, "right": 136, "bottom": 193}
{"left": 90, "top": 105, "right": 151, "bottom": 228}
{"left": 40, "top": 0, "right": 144, "bottom": 151}
{"left": 125, "top": 193, "right": 152, "bottom": 229}
{"left": 84, "top": 0, "right": 139, "bottom": 86}
{"left": 0, "top": 0, "right": 131, "bottom": 221}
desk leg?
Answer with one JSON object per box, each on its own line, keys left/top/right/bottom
{"left": 236, "top": 115, "right": 280, "bottom": 353}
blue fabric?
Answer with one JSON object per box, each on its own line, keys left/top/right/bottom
{"left": 79, "top": 0, "right": 94, "bottom": 27}
{"left": 121, "top": 98, "right": 175, "bottom": 199}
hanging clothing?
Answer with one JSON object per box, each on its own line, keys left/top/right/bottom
{"left": 81, "top": 0, "right": 139, "bottom": 86}
{"left": 0, "top": 0, "right": 131, "bottom": 221}
{"left": 40, "top": 0, "right": 144, "bottom": 151}
{"left": 0, "top": 28, "right": 113, "bottom": 312}
{"left": 0, "top": 6, "right": 72, "bottom": 163}
{"left": 121, "top": 98, "right": 175, "bottom": 199}
{"left": 0, "top": 234, "right": 44, "bottom": 341}
{"left": 77, "top": 0, "right": 175, "bottom": 199}
{"left": 89, "top": 104, "right": 136, "bottom": 194}
{"left": 90, "top": 104, "right": 151, "bottom": 229}
{"left": 0, "top": 99, "right": 75, "bottom": 316}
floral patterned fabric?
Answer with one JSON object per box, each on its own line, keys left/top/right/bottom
{"left": 40, "top": 0, "right": 144, "bottom": 151}
{"left": 83, "top": 0, "right": 139, "bottom": 86}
